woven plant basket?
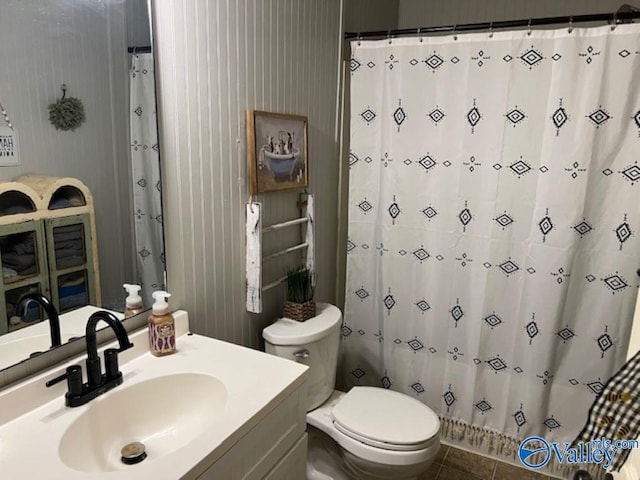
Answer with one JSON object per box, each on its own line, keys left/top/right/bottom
{"left": 283, "top": 300, "right": 316, "bottom": 322}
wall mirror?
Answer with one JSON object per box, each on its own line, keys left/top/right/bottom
{"left": 0, "top": 0, "right": 165, "bottom": 372}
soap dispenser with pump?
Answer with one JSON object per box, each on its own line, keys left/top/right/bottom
{"left": 123, "top": 283, "right": 144, "bottom": 318}
{"left": 148, "top": 290, "right": 175, "bottom": 356}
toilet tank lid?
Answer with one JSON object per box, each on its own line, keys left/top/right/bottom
{"left": 262, "top": 303, "right": 342, "bottom": 345}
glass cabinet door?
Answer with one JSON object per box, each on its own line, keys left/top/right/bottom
{"left": 45, "top": 214, "right": 97, "bottom": 313}
{"left": 0, "top": 220, "right": 49, "bottom": 334}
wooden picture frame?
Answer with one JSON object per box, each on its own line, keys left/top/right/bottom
{"left": 247, "top": 110, "right": 308, "bottom": 195}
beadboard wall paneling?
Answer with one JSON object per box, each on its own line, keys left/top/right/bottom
{"left": 0, "top": 1, "right": 134, "bottom": 307}
{"left": 398, "top": 0, "right": 632, "bottom": 29}
{"left": 153, "top": 0, "right": 343, "bottom": 348}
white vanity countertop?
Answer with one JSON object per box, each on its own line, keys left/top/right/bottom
{"left": 0, "top": 310, "right": 309, "bottom": 479}
{"left": 0, "top": 305, "right": 124, "bottom": 371}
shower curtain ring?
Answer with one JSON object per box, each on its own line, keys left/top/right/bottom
{"left": 611, "top": 11, "right": 618, "bottom": 30}
{"left": 568, "top": 16, "right": 573, "bottom": 33}
{"left": 356, "top": 32, "right": 361, "bottom": 46}
{"left": 452, "top": 24, "right": 458, "bottom": 40}
{"left": 527, "top": 19, "right": 532, "bottom": 36}
{"left": 418, "top": 27, "right": 423, "bottom": 43}
{"left": 489, "top": 21, "right": 494, "bottom": 38}
{"left": 387, "top": 29, "right": 392, "bottom": 44}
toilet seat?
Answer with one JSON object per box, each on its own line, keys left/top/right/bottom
{"left": 307, "top": 390, "right": 441, "bottom": 468}
{"left": 331, "top": 387, "right": 440, "bottom": 452}
{"left": 333, "top": 422, "right": 434, "bottom": 451}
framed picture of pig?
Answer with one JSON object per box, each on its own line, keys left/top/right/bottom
{"left": 247, "top": 110, "right": 308, "bottom": 195}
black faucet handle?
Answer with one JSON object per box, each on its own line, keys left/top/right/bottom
{"left": 118, "top": 341, "right": 134, "bottom": 353}
{"left": 86, "top": 356, "right": 102, "bottom": 389}
{"left": 104, "top": 348, "right": 121, "bottom": 380}
{"left": 45, "top": 365, "right": 83, "bottom": 396}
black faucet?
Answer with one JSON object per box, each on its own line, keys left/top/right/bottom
{"left": 84, "top": 311, "right": 134, "bottom": 388}
{"left": 15, "top": 292, "right": 62, "bottom": 348}
{"left": 45, "top": 310, "right": 134, "bottom": 407}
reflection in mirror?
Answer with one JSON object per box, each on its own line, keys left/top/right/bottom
{"left": 0, "top": 0, "right": 165, "bottom": 372}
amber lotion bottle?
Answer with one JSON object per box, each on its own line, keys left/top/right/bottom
{"left": 148, "top": 291, "right": 175, "bottom": 356}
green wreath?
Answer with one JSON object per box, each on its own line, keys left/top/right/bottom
{"left": 48, "top": 85, "right": 85, "bottom": 131}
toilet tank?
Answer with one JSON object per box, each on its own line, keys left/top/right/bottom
{"left": 263, "top": 303, "right": 342, "bottom": 412}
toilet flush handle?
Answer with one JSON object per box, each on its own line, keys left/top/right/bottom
{"left": 293, "top": 348, "right": 310, "bottom": 359}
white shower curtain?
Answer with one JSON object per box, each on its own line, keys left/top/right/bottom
{"left": 344, "top": 23, "right": 640, "bottom": 460}
{"left": 130, "top": 53, "right": 165, "bottom": 307}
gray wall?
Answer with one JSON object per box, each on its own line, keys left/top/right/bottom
{"left": 398, "top": 0, "right": 632, "bottom": 28}
{"left": 0, "top": 0, "right": 135, "bottom": 308}
{"left": 153, "top": 0, "right": 343, "bottom": 347}
{"left": 344, "top": 0, "right": 399, "bottom": 32}
{"left": 126, "top": 0, "right": 152, "bottom": 49}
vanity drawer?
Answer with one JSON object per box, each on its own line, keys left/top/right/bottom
{"left": 264, "top": 433, "right": 307, "bottom": 480}
{"left": 196, "top": 383, "right": 307, "bottom": 479}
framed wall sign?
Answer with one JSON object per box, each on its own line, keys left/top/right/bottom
{"left": 0, "top": 126, "right": 20, "bottom": 166}
{"left": 247, "top": 110, "right": 308, "bottom": 195}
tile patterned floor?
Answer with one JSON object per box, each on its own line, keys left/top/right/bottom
{"left": 421, "top": 444, "right": 554, "bottom": 480}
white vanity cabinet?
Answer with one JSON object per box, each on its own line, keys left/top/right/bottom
{"left": 0, "top": 312, "right": 310, "bottom": 480}
{"left": 195, "top": 380, "right": 308, "bottom": 480}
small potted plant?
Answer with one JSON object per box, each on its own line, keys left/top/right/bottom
{"left": 284, "top": 266, "right": 315, "bottom": 322}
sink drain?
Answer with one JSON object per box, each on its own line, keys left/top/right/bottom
{"left": 120, "top": 442, "right": 147, "bottom": 465}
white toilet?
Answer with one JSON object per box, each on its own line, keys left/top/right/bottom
{"left": 263, "top": 303, "right": 441, "bottom": 479}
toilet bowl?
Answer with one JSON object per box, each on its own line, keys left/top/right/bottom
{"left": 307, "top": 389, "right": 440, "bottom": 479}
{"left": 263, "top": 303, "right": 441, "bottom": 479}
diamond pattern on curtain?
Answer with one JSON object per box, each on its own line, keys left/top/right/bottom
{"left": 130, "top": 53, "right": 165, "bottom": 306}
{"left": 344, "top": 24, "right": 640, "bottom": 452}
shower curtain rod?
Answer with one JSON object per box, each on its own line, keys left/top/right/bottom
{"left": 343, "top": 11, "right": 640, "bottom": 40}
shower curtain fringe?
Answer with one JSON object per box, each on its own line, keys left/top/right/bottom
{"left": 439, "top": 416, "right": 520, "bottom": 459}
{"left": 438, "top": 416, "right": 607, "bottom": 479}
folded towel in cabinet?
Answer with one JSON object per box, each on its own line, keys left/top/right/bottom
{"left": 2, "top": 252, "right": 35, "bottom": 271}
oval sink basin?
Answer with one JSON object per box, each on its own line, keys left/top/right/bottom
{"left": 59, "top": 372, "right": 227, "bottom": 472}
